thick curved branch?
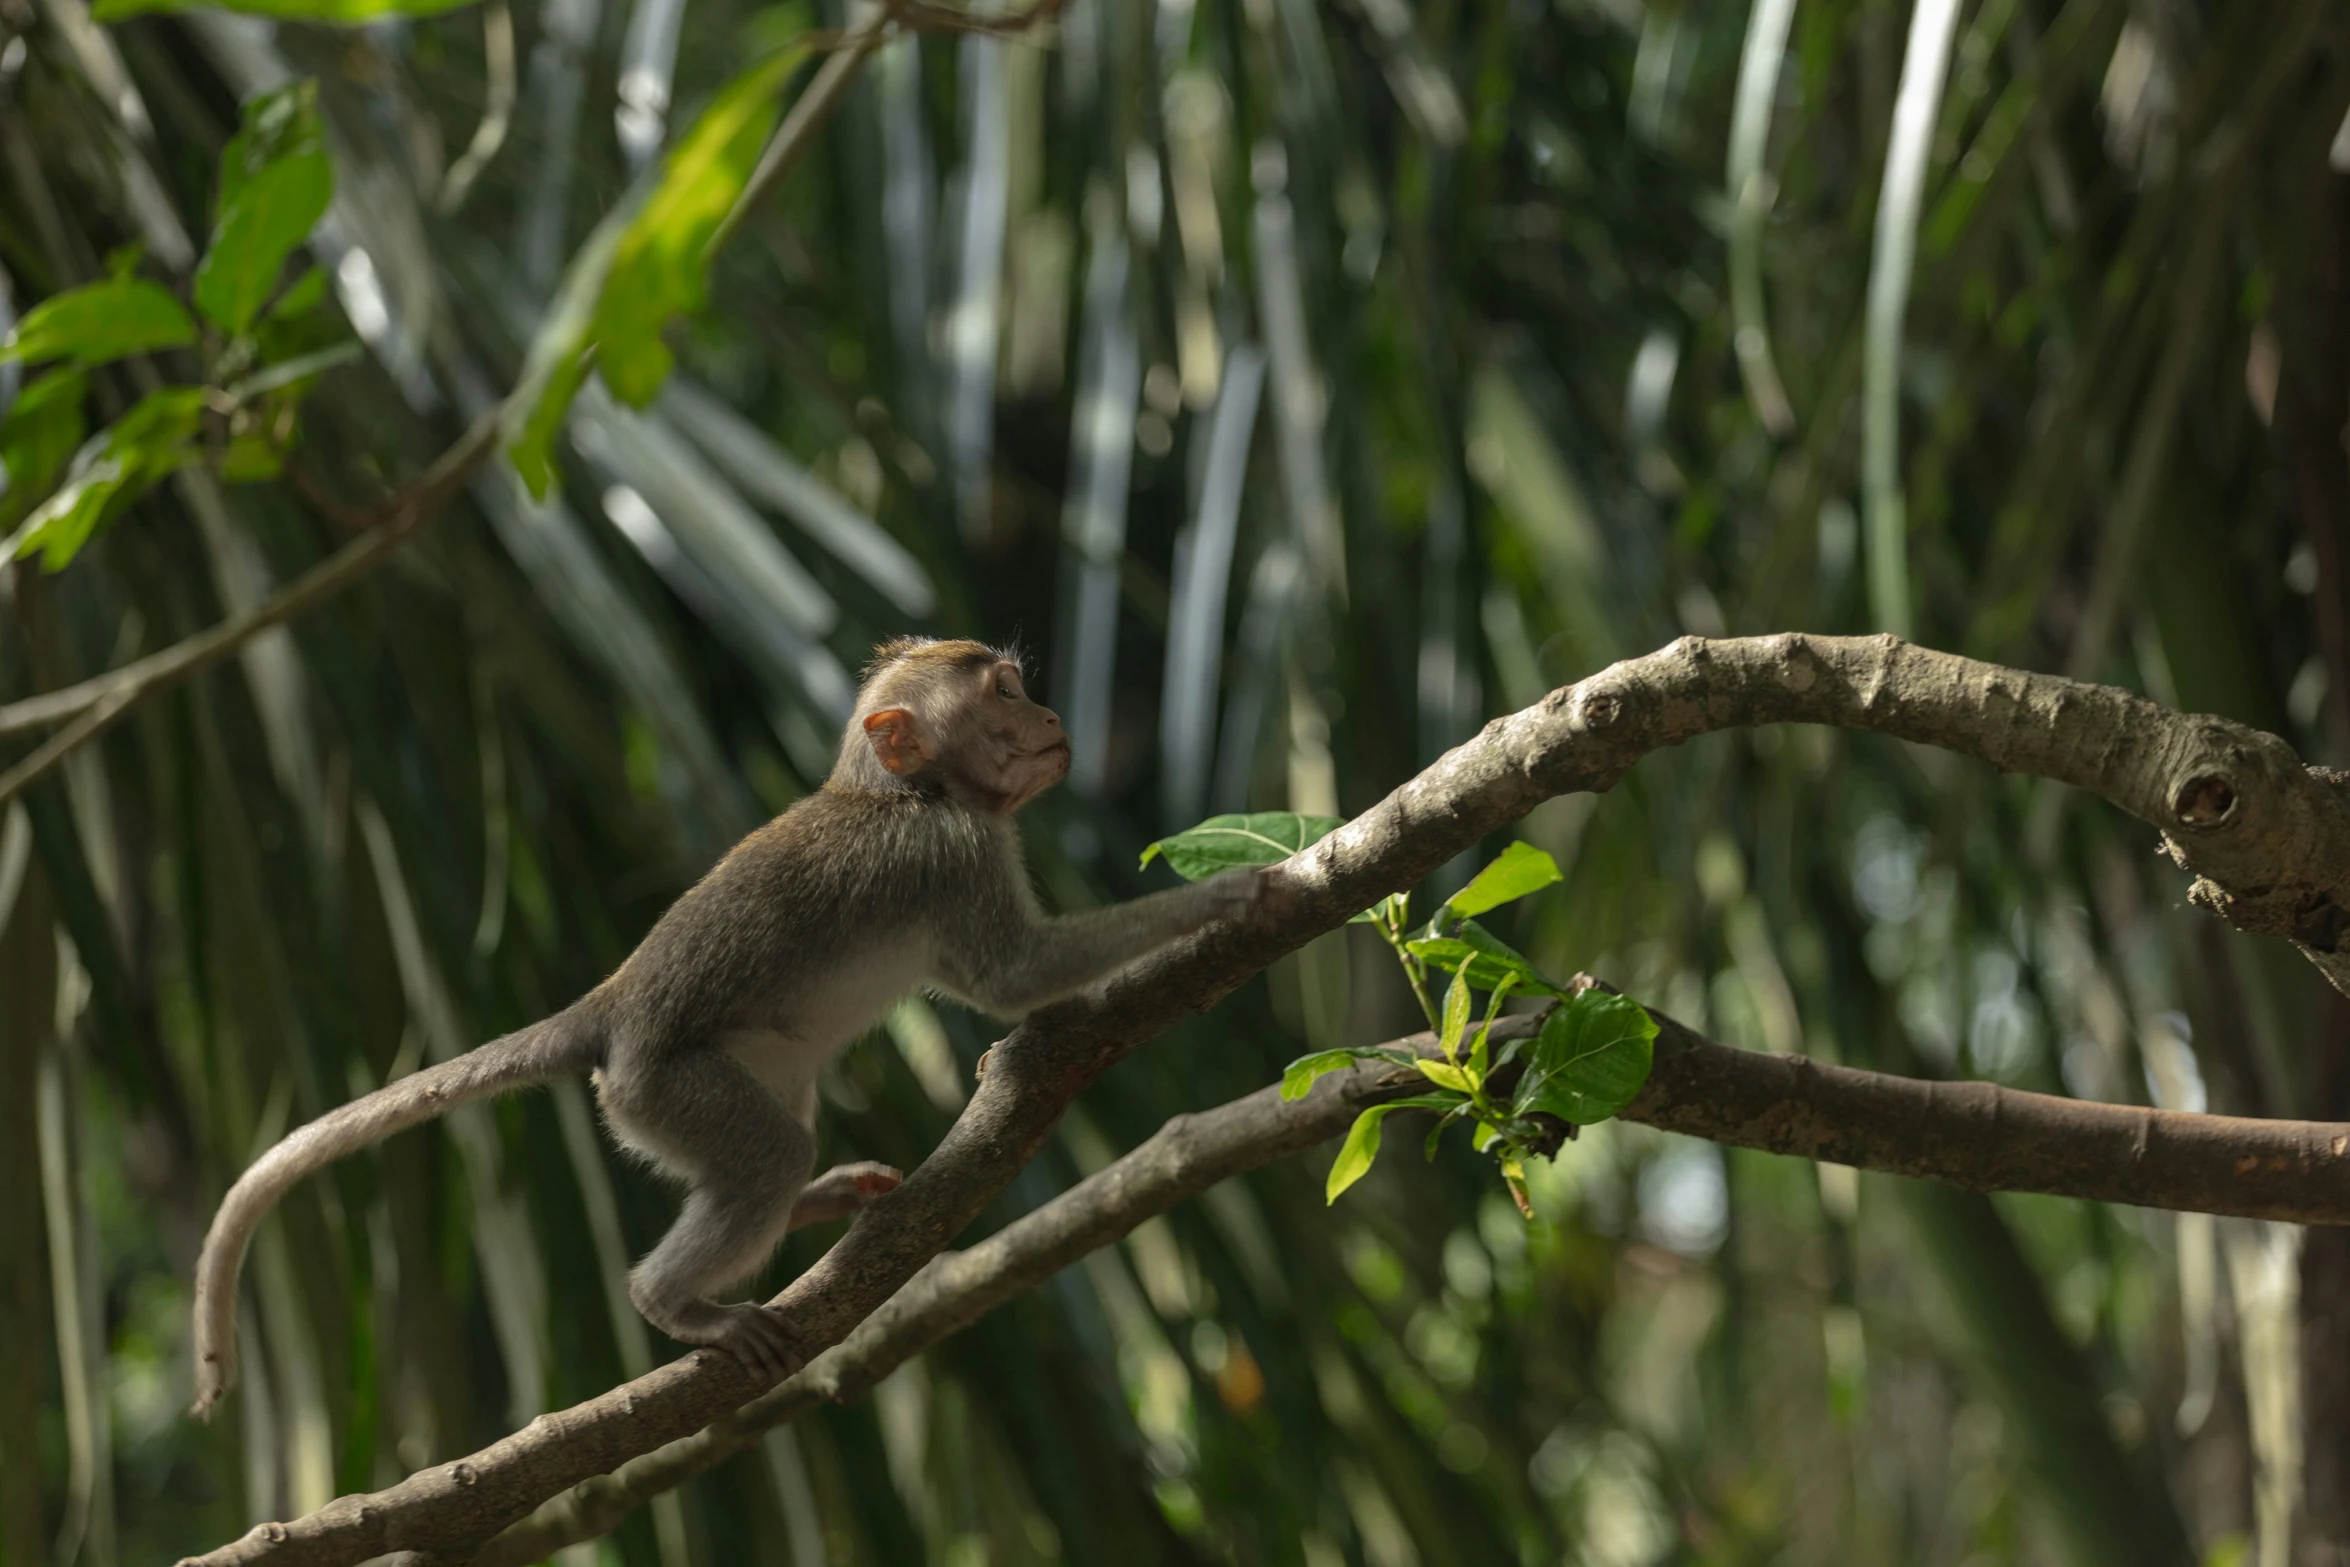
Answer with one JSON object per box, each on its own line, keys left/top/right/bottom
{"left": 480, "top": 997, "right": 2350, "bottom": 1559}
{"left": 182, "top": 633, "right": 2350, "bottom": 1565}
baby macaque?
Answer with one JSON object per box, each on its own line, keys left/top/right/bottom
{"left": 191, "top": 637, "right": 1273, "bottom": 1415}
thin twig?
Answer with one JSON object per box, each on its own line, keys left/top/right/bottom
{"left": 706, "top": 4, "right": 894, "bottom": 262}
{"left": 709, "top": 0, "right": 1071, "bottom": 259}
{"left": 436, "top": 0, "right": 517, "bottom": 215}
{"left": 0, "top": 413, "right": 501, "bottom": 806}
{"left": 0, "top": 684, "right": 136, "bottom": 803}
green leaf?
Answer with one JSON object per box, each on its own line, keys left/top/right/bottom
{"left": 196, "top": 83, "right": 333, "bottom": 335}
{"left": 504, "top": 42, "right": 813, "bottom": 493}
{"left": 0, "top": 279, "right": 195, "bottom": 369}
{"left": 0, "top": 368, "right": 89, "bottom": 528}
{"left": 593, "top": 41, "right": 814, "bottom": 406}
{"left": 1141, "top": 811, "right": 1343, "bottom": 880}
{"left": 4, "top": 386, "right": 203, "bottom": 569}
{"left": 266, "top": 266, "right": 329, "bottom": 322}
{"left": 1326, "top": 1106, "right": 1393, "bottom": 1203}
{"left": 220, "top": 430, "right": 286, "bottom": 483}
{"left": 1405, "top": 921, "right": 1569, "bottom": 996}
{"left": 1324, "top": 1096, "right": 1463, "bottom": 1204}
{"left": 1281, "top": 1049, "right": 1367, "bottom": 1102}
{"left": 95, "top": 0, "right": 475, "bottom": 23}
{"left": 1467, "top": 975, "right": 1517, "bottom": 1083}
{"left": 1414, "top": 1058, "right": 1475, "bottom": 1095}
{"left": 504, "top": 194, "right": 642, "bottom": 498}
{"left": 1513, "top": 988, "right": 1658, "bottom": 1128}
{"left": 1439, "top": 967, "right": 1471, "bottom": 1061}
{"left": 1443, "top": 840, "right": 1563, "bottom": 920}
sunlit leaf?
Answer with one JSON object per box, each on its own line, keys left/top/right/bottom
{"left": 1442, "top": 840, "right": 1563, "bottom": 921}
{"left": 0, "top": 279, "right": 195, "bottom": 369}
{"left": 95, "top": 0, "right": 475, "bottom": 22}
{"left": 1467, "top": 976, "right": 1517, "bottom": 1082}
{"left": 1324, "top": 1095, "right": 1462, "bottom": 1203}
{"left": 1405, "top": 921, "right": 1569, "bottom": 996}
{"left": 0, "top": 368, "right": 88, "bottom": 528}
{"left": 1513, "top": 989, "right": 1658, "bottom": 1128}
{"left": 195, "top": 82, "right": 333, "bottom": 335}
{"left": 3, "top": 387, "right": 203, "bottom": 569}
{"left": 1325, "top": 1107, "right": 1391, "bottom": 1204}
{"left": 1141, "top": 811, "right": 1343, "bottom": 879}
{"left": 268, "top": 267, "right": 329, "bottom": 321}
{"left": 594, "top": 41, "right": 814, "bottom": 405}
{"left": 503, "top": 43, "right": 811, "bottom": 490}
{"left": 1439, "top": 966, "right": 1471, "bottom": 1061}
{"left": 1414, "top": 1058, "right": 1474, "bottom": 1094}
{"left": 504, "top": 197, "right": 641, "bottom": 498}
{"left": 1281, "top": 1049, "right": 1366, "bottom": 1102}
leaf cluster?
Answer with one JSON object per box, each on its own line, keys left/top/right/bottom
{"left": 0, "top": 83, "right": 351, "bottom": 567}
{"left": 1144, "top": 815, "right": 1657, "bottom": 1211}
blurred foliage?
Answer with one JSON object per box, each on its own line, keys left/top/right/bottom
{"left": 2, "top": 0, "right": 2349, "bottom": 1562}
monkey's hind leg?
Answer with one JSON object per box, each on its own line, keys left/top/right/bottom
{"left": 789, "top": 1161, "right": 903, "bottom": 1229}
{"left": 603, "top": 1052, "right": 820, "bottom": 1380}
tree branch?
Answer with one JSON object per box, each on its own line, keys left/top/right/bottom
{"left": 0, "top": 412, "right": 502, "bottom": 806}
{"left": 478, "top": 992, "right": 2350, "bottom": 1560}
{"left": 466, "top": 1019, "right": 1546, "bottom": 1563}
{"left": 179, "top": 633, "right": 2350, "bottom": 1565}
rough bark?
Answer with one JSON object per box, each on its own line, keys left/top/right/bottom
{"left": 176, "top": 634, "right": 2350, "bottom": 1564}
{"left": 474, "top": 1003, "right": 2350, "bottom": 1561}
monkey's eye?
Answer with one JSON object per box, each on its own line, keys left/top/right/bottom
{"left": 997, "top": 682, "right": 1015, "bottom": 699}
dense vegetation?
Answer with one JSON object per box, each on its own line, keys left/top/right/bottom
{"left": 3, "top": 0, "right": 2348, "bottom": 1560}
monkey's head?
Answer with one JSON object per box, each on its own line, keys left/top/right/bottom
{"left": 834, "top": 637, "right": 1071, "bottom": 812}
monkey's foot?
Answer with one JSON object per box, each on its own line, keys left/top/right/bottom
{"left": 701, "top": 1302, "right": 807, "bottom": 1382}
{"left": 640, "top": 1291, "right": 808, "bottom": 1382}
{"left": 787, "top": 1161, "right": 904, "bottom": 1229}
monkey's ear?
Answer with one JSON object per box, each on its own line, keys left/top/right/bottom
{"left": 862, "top": 708, "right": 931, "bottom": 775}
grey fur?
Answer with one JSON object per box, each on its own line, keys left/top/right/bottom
{"left": 189, "top": 640, "right": 1264, "bottom": 1417}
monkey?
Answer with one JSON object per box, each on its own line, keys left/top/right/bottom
{"left": 189, "top": 637, "right": 1276, "bottom": 1417}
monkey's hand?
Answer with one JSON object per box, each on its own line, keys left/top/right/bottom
{"left": 787, "top": 1161, "right": 904, "bottom": 1230}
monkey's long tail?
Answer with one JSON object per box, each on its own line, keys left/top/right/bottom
{"left": 189, "top": 1006, "right": 605, "bottom": 1420}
